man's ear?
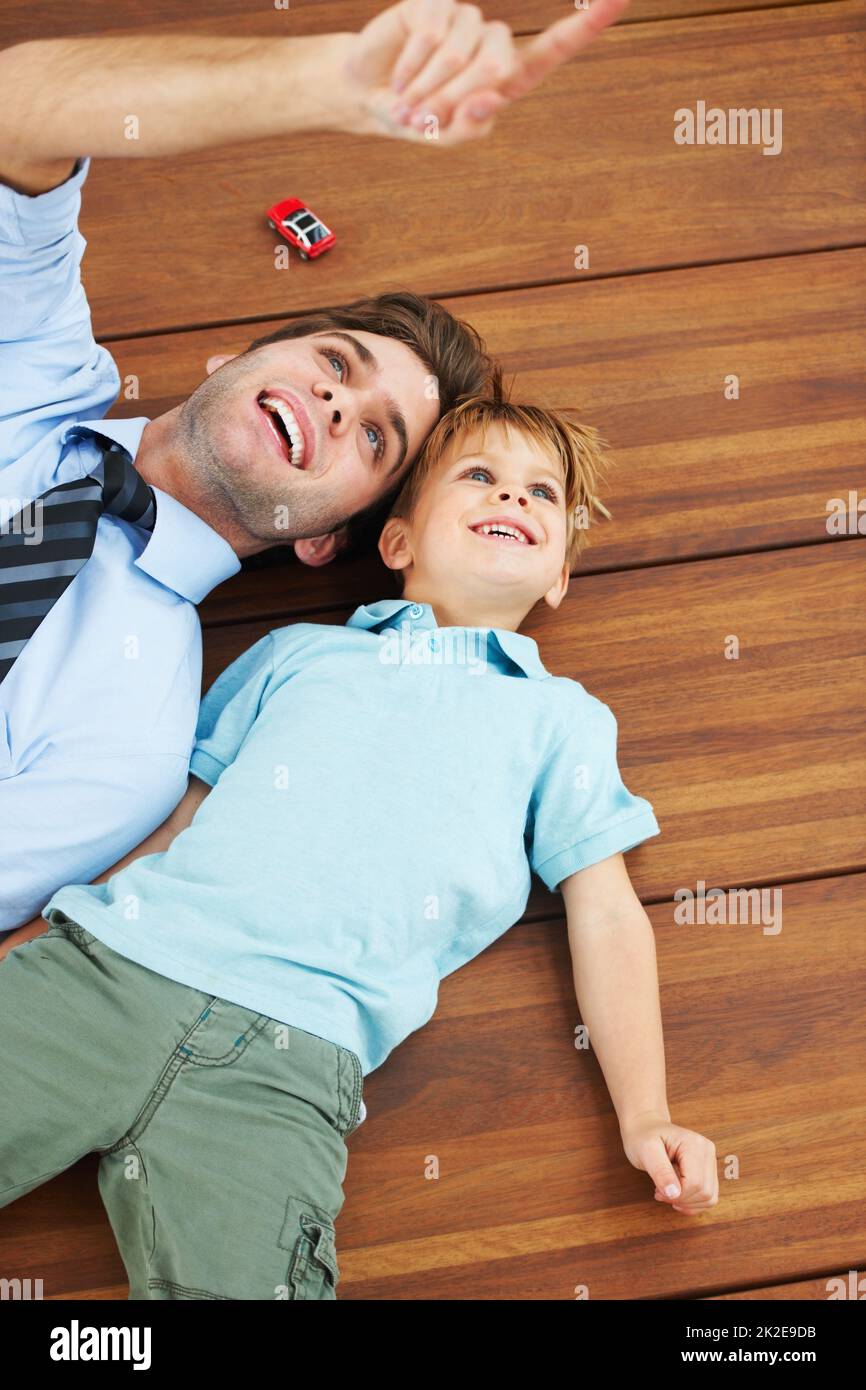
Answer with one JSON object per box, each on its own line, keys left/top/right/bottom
{"left": 543, "top": 561, "right": 570, "bottom": 611}
{"left": 378, "top": 516, "right": 413, "bottom": 575}
{"left": 294, "top": 528, "right": 348, "bottom": 568}
{"left": 206, "top": 352, "right": 237, "bottom": 375}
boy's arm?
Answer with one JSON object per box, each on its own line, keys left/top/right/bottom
{"left": 560, "top": 852, "right": 671, "bottom": 1140}
{"left": 0, "top": 774, "right": 212, "bottom": 958}
{"left": 562, "top": 853, "right": 720, "bottom": 1213}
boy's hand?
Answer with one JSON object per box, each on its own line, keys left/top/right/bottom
{"left": 620, "top": 1112, "right": 719, "bottom": 1214}
{"left": 338, "top": 0, "right": 630, "bottom": 145}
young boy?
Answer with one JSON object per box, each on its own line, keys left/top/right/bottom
{"left": 0, "top": 383, "right": 718, "bottom": 1300}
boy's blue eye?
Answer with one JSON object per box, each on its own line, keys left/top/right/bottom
{"left": 464, "top": 466, "right": 558, "bottom": 502}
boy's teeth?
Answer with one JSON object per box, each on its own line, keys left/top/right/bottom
{"left": 261, "top": 395, "right": 305, "bottom": 467}
{"left": 477, "top": 523, "right": 527, "bottom": 543}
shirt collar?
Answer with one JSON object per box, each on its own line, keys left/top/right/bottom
{"left": 346, "top": 598, "right": 550, "bottom": 680}
{"left": 64, "top": 420, "right": 241, "bottom": 603}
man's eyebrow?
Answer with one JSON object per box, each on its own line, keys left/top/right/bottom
{"left": 314, "top": 330, "right": 410, "bottom": 478}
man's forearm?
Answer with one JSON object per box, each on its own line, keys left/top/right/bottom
{"left": 0, "top": 32, "right": 360, "bottom": 165}
{"left": 570, "top": 910, "right": 671, "bottom": 1135}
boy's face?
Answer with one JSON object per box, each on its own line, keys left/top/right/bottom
{"left": 379, "top": 423, "right": 570, "bottom": 625}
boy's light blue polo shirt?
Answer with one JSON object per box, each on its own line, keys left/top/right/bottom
{"left": 45, "top": 599, "right": 660, "bottom": 1077}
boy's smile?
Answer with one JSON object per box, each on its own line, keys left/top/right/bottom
{"left": 467, "top": 514, "right": 540, "bottom": 545}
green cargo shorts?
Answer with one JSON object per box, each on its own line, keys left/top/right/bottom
{"left": 0, "top": 912, "right": 365, "bottom": 1300}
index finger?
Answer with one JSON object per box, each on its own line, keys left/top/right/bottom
{"left": 499, "top": 0, "right": 630, "bottom": 104}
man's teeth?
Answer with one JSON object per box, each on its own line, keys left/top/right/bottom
{"left": 261, "top": 395, "right": 305, "bottom": 467}
{"left": 475, "top": 523, "right": 528, "bottom": 543}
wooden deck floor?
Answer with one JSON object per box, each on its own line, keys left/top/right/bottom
{"left": 1, "top": 0, "right": 864, "bottom": 1300}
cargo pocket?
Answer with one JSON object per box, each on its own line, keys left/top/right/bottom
{"left": 278, "top": 1197, "right": 340, "bottom": 1300}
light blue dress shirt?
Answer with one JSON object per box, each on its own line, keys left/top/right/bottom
{"left": 45, "top": 599, "right": 661, "bottom": 1077}
{"left": 0, "top": 156, "right": 240, "bottom": 932}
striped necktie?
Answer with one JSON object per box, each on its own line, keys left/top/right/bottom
{"left": 0, "top": 437, "right": 156, "bottom": 685}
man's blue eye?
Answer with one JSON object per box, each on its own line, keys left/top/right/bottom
{"left": 321, "top": 347, "right": 384, "bottom": 458}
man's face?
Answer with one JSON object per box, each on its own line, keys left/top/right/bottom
{"left": 175, "top": 329, "right": 440, "bottom": 561}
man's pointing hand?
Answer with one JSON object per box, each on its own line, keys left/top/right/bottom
{"left": 339, "top": 0, "right": 630, "bottom": 144}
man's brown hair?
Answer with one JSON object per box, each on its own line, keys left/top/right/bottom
{"left": 244, "top": 288, "right": 494, "bottom": 417}
{"left": 385, "top": 365, "right": 613, "bottom": 588}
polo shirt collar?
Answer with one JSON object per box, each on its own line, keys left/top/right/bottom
{"left": 346, "top": 598, "right": 550, "bottom": 680}
{"left": 65, "top": 420, "right": 241, "bottom": 603}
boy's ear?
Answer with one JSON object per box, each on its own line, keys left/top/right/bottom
{"left": 294, "top": 528, "right": 347, "bottom": 567}
{"left": 378, "top": 516, "right": 413, "bottom": 574}
{"left": 543, "top": 561, "right": 570, "bottom": 611}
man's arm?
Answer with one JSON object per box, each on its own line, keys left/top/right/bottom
{"left": 0, "top": 31, "right": 357, "bottom": 193}
{"left": 560, "top": 852, "right": 671, "bottom": 1138}
{"left": 0, "top": 773, "right": 212, "bottom": 958}
{"left": 0, "top": 0, "right": 629, "bottom": 192}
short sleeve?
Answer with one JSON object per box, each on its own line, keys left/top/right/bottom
{"left": 528, "top": 699, "right": 660, "bottom": 891}
{"left": 0, "top": 155, "right": 122, "bottom": 468}
{"left": 189, "top": 633, "right": 276, "bottom": 787}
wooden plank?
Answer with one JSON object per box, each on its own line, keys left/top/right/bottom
{"left": 196, "top": 543, "right": 866, "bottom": 901}
{"left": 0, "top": 1154, "right": 127, "bottom": 1300}
{"left": 0, "top": 0, "right": 848, "bottom": 47}
{"left": 101, "top": 248, "right": 865, "bottom": 623}
{"left": 709, "top": 1272, "right": 866, "bottom": 1297}
{"left": 334, "top": 872, "right": 866, "bottom": 1299}
{"left": 5, "top": 872, "right": 860, "bottom": 1298}
{"left": 64, "top": 1, "right": 865, "bottom": 337}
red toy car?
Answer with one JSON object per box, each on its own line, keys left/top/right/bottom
{"left": 266, "top": 198, "right": 335, "bottom": 260}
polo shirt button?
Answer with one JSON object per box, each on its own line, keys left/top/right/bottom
{"left": 409, "top": 604, "right": 423, "bottom": 618}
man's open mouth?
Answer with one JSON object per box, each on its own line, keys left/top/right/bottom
{"left": 257, "top": 392, "right": 307, "bottom": 469}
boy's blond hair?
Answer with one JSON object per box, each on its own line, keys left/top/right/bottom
{"left": 386, "top": 367, "right": 613, "bottom": 581}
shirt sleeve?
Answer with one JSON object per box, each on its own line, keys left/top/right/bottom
{"left": 527, "top": 696, "right": 660, "bottom": 891}
{"left": 189, "top": 633, "right": 276, "bottom": 787}
{"left": 0, "top": 155, "right": 121, "bottom": 470}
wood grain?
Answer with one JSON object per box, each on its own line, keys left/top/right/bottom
{"left": 101, "top": 247, "right": 866, "bottom": 624}
{"left": 710, "top": 1273, "right": 864, "bottom": 1298}
{"left": 0, "top": 0, "right": 849, "bottom": 46}
{"left": 60, "top": 1, "right": 866, "bottom": 337}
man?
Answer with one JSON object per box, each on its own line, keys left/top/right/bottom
{"left": 0, "top": 0, "right": 628, "bottom": 935}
